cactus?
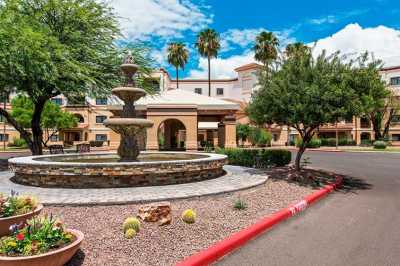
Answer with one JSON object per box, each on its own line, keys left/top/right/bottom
{"left": 122, "top": 217, "right": 141, "bottom": 232}
{"left": 181, "top": 209, "right": 196, "bottom": 224}
{"left": 124, "top": 228, "right": 136, "bottom": 239}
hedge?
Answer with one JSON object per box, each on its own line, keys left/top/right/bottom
{"left": 373, "top": 141, "right": 387, "bottom": 149}
{"left": 215, "top": 148, "right": 291, "bottom": 168}
{"left": 320, "top": 138, "right": 356, "bottom": 146}
{"left": 295, "top": 138, "right": 321, "bottom": 148}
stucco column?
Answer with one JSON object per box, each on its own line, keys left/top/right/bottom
{"left": 185, "top": 117, "right": 198, "bottom": 151}
{"left": 146, "top": 125, "right": 158, "bottom": 150}
{"left": 224, "top": 121, "right": 237, "bottom": 148}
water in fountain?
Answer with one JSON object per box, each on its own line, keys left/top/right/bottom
{"left": 103, "top": 52, "right": 154, "bottom": 161}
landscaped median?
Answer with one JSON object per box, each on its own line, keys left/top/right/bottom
{"left": 177, "top": 175, "right": 343, "bottom": 266}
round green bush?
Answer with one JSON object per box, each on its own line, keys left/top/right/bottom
{"left": 373, "top": 141, "right": 387, "bottom": 149}
{"left": 296, "top": 138, "right": 321, "bottom": 148}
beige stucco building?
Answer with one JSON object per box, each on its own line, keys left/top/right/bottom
{"left": 1, "top": 63, "right": 399, "bottom": 149}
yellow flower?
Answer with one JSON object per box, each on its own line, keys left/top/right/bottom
{"left": 7, "top": 241, "right": 17, "bottom": 248}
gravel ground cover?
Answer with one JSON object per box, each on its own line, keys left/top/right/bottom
{"left": 45, "top": 169, "right": 322, "bottom": 266}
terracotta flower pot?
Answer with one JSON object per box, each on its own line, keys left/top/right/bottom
{"left": 0, "top": 229, "right": 84, "bottom": 266}
{"left": 0, "top": 204, "right": 43, "bottom": 237}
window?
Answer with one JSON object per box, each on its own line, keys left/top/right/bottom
{"left": 51, "top": 98, "right": 63, "bottom": 105}
{"left": 390, "top": 77, "right": 400, "bottom": 86}
{"left": 0, "top": 115, "right": 5, "bottom": 123}
{"left": 96, "top": 115, "right": 107, "bottom": 123}
{"left": 50, "top": 135, "right": 59, "bottom": 142}
{"left": 0, "top": 134, "right": 8, "bottom": 142}
{"left": 392, "top": 134, "right": 400, "bottom": 141}
{"left": 216, "top": 88, "right": 224, "bottom": 96}
{"left": 391, "top": 115, "right": 400, "bottom": 123}
{"left": 194, "top": 88, "right": 202, "bottom": 94}
{"left": 95, "top": 134, "right": 107, "bottom": 141}
{"left": 96, "top": 98, "right": 108, "bottom": 105}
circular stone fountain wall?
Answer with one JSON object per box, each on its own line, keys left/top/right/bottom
{"left": 8, "top": 152, "right": 227, "bottom": 188}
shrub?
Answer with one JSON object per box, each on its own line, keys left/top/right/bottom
{"left": 182, "top": 209, "right": 196, "bottom": 224}
{"left": 236, "top": 124, "right": 250, "bottom": 144}
{"left": 260, "top": 149, "right": 292, "bottom": 167}
{"left": 320, "top": 138, "right": 356, "bottom": 146}
{"left": 248, "top": 127, "right": 272, "bottom": 147}
{"left": 373, "top": 141, "right": 387, "bottom": 149}
{"left": 0, "top": 191, "right": 39, "bottom": 218}
{"left": 122, "top": 217, "right": 141, "bottom": 233}
{"left": 89, "top": 141, "right": 104, "bottom": 147}
{"left": 124, "top": 228, "right": 136, "bottom": 239}
{"left": 216, "top": 148, "right": 291, "bottom": 168}
{"left": 233, "top": 198, "right": 247, "bottom": 210}
{"left": 296, "top": 138, "right": 321, "bottom": 148}
{"left": 7, "top": 138, "right": 27, "bottom": 148}
{"left": 0, "top": 216, "right": 73, "bottom": 256}
{"left": 361, "top": 139, "right": 372, "bottom": 146}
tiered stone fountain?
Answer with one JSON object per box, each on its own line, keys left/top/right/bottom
{"left": 103, "top": 53, "right": 153, "bottom": 162}
{"left": 9, "top": 53, "right": 227, "bottom": 188}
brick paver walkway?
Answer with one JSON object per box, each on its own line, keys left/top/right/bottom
{"left": 0, "top": 165, "right": 268, "bottom": 205}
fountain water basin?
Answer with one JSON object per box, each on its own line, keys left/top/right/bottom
{"left": 9, "top": 152, "right": 227, "bottom": 188}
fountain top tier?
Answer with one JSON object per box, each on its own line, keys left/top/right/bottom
{"left": 103, "top": 52, "right": 154, "bottom": 162}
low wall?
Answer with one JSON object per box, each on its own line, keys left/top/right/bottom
{"left": 9, "top": 152, "right": 227, "bottom": 188}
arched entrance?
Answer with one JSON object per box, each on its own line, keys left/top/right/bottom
{"left": 158, "top": 119, "right": 186, "bottom": 151}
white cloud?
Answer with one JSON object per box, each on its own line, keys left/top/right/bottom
{"left": 189, "top": 52, "right": 256, "bottom": 79}
{"left": 308, "top": 15, "right": 337, "bottom": 25}
{"left": 312, "top": 23, "right": 400, "bottom": 67}
{"left": 109, "top": 0, "right": 212, "bottom": 41}
{"left": 220, "top": 28, "right": 296, "bottom": 52}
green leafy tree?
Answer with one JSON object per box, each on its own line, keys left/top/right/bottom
{"left": 236, "top": 124, "right": 250, "bottom": 146}
{"left": 254, "top": 31, "right": 279, "bottom": 70}
{"left": 167, "top": 42, "right": 189, "bottom": 89}
{"left": 247, "top": 47, "right": 360, "bottom": 171}
{"left": 195, "top": 28, "right": 221, "bottom": 96}
{"left": 11, "top": 95, "right": 78, "bottom": 146}
{"left": 351, "top": 53, "right": 399, "bottom": 141}
{"left": 0, "top": 0, "right": 154, "bottom": 155}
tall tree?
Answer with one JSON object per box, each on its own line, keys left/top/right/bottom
{"left": 11, "top": 95, "right": 78, "bottom": 146}
{"left": 167, "top": 42, "right": 189, "bottom": 89}
{"left": 351, "top": 53, "right": 399, "bottom": 141}
{"left": 285, "top": 42, "right": 311, "bottom": 58}
{"left": 195, "top": 28, "right": 221, "bottom": 96}
{"left": 253, "top": 31, "right": 279, "bottom": 70}
{"left": 0, "top": 0, "right": 152, "bottom": 155}
{"left": 247, "top": 49, "right": 360, "bottom": 171}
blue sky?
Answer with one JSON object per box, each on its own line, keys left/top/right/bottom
{"left": 110, "top": 0, "right": 400, "bottom": 79}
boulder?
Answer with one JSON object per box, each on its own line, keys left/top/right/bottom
{"left": 137, "top": 202, "right": 171, "bottom": 224}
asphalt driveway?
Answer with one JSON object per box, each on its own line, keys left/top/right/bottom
{"left": 218, "top": 151, "right": 400, "bottom": 266}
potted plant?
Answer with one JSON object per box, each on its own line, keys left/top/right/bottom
{"left": 0, "top": 192, "right": 43, "bottom": 237}
{"left": 0, "top": 215, "right": 84, "bottom": 266}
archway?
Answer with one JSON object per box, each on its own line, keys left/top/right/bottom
{"left": 74, "top": 114, "right": 84, "bottom": 123}
{"left": 158, "top": 119, "right": 186, "bottom": 151}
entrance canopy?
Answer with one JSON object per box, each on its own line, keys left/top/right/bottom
{"left": 108, "top": 89, "right": 239, "bottom": 151}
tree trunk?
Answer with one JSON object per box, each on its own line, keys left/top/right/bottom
{"left": 176, "top": 67, "right": 179, "bottom": 89}
{"left": 295, "top": 145, "right": 306, "bottom": 171}
{"left": 208, "top": 56, "right": 211, "bottom": 97}
{"left": 0, "top": 107, "right": 33, "bottom": 148}
{"left": 30, "top": 99, "right": 46, "bottom": 155}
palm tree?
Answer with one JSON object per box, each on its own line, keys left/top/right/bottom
{"left": 195, "top": 28, "right": 221, "bottom": 96}
{"left": 285, "top": 42, "right": 311, "bottom": 58}
{"left": 253, "top": 31, "right": 279, "bottom": 69}
{"left": 167, "top": 42, "right": 189, "bottom": 89}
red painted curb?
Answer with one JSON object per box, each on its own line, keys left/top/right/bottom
{"left": 176, "top": 177, "right": 343, "bottom": 266}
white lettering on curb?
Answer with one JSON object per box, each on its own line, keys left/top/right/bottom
{"left": 289, "top": 200, "right": 308, "bottom": 216}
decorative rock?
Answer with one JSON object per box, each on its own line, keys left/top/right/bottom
{"left": 137, "top": 202, "right": 171, "bottom": 223}
{"left": 158, "top": 215, "right": 172, "bottom": 226}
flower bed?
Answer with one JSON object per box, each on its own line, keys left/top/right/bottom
{"left": 0, "top": 192, "right": 42, "bottom": 237}
{"left": 0, "top": 215, "right": 83, "bottom": 266}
